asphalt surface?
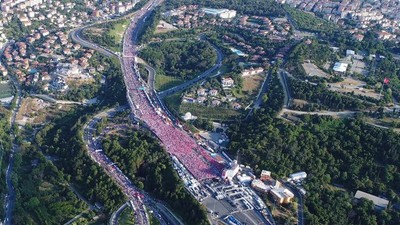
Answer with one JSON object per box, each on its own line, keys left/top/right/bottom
{"left": 69, "top": 27, "right": 117, "bottom": 58}
{"left": 109, "top": 202, "right": 129, "bottom": 225}
{"left": 284, "top": 182, "right": 304, "bottom": 225}
{"left": 2, "top": 40, "right": 22, "bottom": 225}
{"left": 279, "top": 69, "right": 293, "bottom": 108}
{"left": 83, "top": 108, "right": 152, "bottom": 225}
{"left": 83, "top": 107, "right": 183, "bottom": 225}
{"left": 157, "top": 40, "right": 224, "bottom": 99}
{"left": 4, "top": 69, "right": 23, "bottom": 225}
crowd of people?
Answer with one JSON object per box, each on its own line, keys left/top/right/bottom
{"left": 121, "top": 10, "right": 223, "bottom": 181}
{"left": 85, "top": 124, "right": 151, "bottom": 225}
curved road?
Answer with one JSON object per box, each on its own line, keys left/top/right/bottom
{"left": 83, "top": 107, "right": 184, "bottom": 225}
{"left": 70, "top": 27, "right": 117, "bottom": 58}
{"left": 157, "top": 41, "right": 224, "bottom": 99}
{"left": 83, "top": 107, "right": 153, "bottom": 225}
{"left": 71, "top": 1, "right": 184, "bottom": 224}
{"left": 1, "top": 40, "right": 22, "bottom": 225}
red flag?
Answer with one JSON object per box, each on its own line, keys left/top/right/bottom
{"left": 384, "top": 77, "right": 390, "bottom": 84}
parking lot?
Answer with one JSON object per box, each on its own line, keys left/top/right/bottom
{"left": 201, "top": 182, "right": 272, "bottom": 225}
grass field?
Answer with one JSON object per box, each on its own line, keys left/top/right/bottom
{"left": 155, "top": 73, "right": 184, "bottom": 91}
{"left": 109, "top": 19, "right": 129, "bottom": 44}
{"left": 242, "top": 74, "right": 264, "bottom": 92}
{"left": 180, "top": 103, "right": 242, "bottom": 120}
{"left": 0, "top": 82, "right": 13, "bottom": 98}
{"left": 164, "top": 92, "right": 182, "bottom": 117}
{"left": 117, "top": 207, "right": 135, "bottom": 225}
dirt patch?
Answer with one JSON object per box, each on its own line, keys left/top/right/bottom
{"left": 328, "top": 77, "right": 379, "bottom": 99}
{"left": 155, "top": 20, "right": 178, "bottom": 33}
{"left": 16, "top": 97, "right": 74, "bottom": 125}
{"left": 16, "top": 97, "right": 51, "bottom": 125}
{"left": 66, "top": 77, "right": 95, "bottom": 87}
{"left": 292, "top": 99, "right": 309, "bottom": 107}
{"left": 242, "top": 74, "right": 264, "bottom": 92}
{"left": 302, "top": 62, "right": 331, "bottom": 78}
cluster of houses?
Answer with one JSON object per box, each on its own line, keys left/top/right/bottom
{"left": 250, "top": 171, "right": 307, "bottom": 204}
{"left": 0, "top": 63, "right": 8, "bottom": 78}
{"left": 1, "top": 29, "right": 99, "bottom": 93}
{"left": 182, "top": 77, "right": 243, "bottom": 110}
{"left": 276, "top": 0, "right": 400, "bottom": 42}
{"left": 166, "top": 5, "right": 290, "bottom": 44}
{"left": 223, "top": 35, "right": 269, "bottom": 62}
{"left": 0, "top": 0, "right": 139, "bottom": 30}
{"left": 239, "top": 15, "right": 291, "bottom": 40}
{"left": 166, "top": 5, "right": 233, "bottom": 29}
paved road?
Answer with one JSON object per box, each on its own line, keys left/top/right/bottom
{"left": 63, "top": 208, "right": 90, "bottom": 225}
{"left": 83, "top": 106, "right": 183, "bottom": 225}
{"left": 157, "top": 40, "right": 224, "bottom": 99}
{"left": 4, "top": 88, "right": 22, "bottom": 225}
{"left": 279, "top": 108, "right": 356, "bottom": 118}
{"left": 3, "top": 41, "right": 22, "bottom": 225}
{"left": 279, "top": 69, "right": 293, "bottom": 108}
{"left": 136, "top": 57, "right": 156, "bottom": 90}
{"left": 69, "top": 27, "right": 117, "bottom": 58}
{"left": 83, "top": 108, "right": 152, "bottom": 225}
{"left": 109, "top": 202, "right": 129, "bottom": 225}
{"left": 31, "top": 94, "right": 84, "bottom": 105}
{"left": 284, "top": 182, "right": 304, "bottom": 225}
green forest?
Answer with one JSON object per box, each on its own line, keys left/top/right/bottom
{"left": 11, "top": 55, "right": 129, "bottom": 224}
{"left": 289, "top": 78, "right": 375, "bottom": 111}
{"left": 227, "top": 68, "right": 400, "bottom": 224}
{"left": 102, "top": 131, "right": 210, "bottom": 225}
{"left": 0, "top": 107, "right": 12, "bottom": 218}
{"left": 229, "top": 112, "right": 400, "bottom": 225}
{"left": 283, "top": 5, "right": 338, "bottom": 33}
{"left": 13, "top": 145, "right": 87, "bottom": 224}
{"left": 140, "top": 40, "right": 217, "bottom": 80}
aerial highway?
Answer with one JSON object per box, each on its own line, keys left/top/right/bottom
{"left": 121, "top": 0, "right": 223, "bottom": 181}
{"left": 83, "top": 108, "right": 154, "bottom": 225}
{"left": 83, "top": 107, "right": 184, "bottom": 225}
{"left": 69, "top": 27, "right": 117, "bottom": 58}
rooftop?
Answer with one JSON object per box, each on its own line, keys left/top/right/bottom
{"left": 354, "top": 190, "right": 389, "bottom": 209}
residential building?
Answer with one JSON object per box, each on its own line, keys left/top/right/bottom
{"left": 270, "top": 188, "right": 294, "bottom": 204}
{"left": 222, "top": 77, "right": 234, "bottom": 88}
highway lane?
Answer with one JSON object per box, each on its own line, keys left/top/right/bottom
{"left": 144, "top": 63, "right": 156, "bottom": 90}
{"left": 83, "top": 108, "right": 153, "bottom": 225}
{"left": 109, "top": 202, "right": 129, "bottom": 225}
{"left": 69, "top": 27, "right": 117, "bottom": 58}
{"left": 279, "top": 69, "right": 293, "bottom": 108}
{"left": 2, "top": 40, "right": 22, "bottom": 225}
{"left": 83, "top": 107, "right": 183, "bottom": 225}
{"left": 4, "top": 86, "right": 22, "bottom": 225}
{"left": 70, "top": 2, "right": 184, "bottom": 224}
{"left": 157, "top": 41, "right": 224, "bottom": 99}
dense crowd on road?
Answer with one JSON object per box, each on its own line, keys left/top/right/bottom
{"left": 84, "top": 118, "right": 151, "bottom": 225}
{"left": 121, "top": 9, "right": 224, "bottom": 180}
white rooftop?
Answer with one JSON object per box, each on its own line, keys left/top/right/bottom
{"left": 333, "top": 62, "right": 348, "bottom": 73}
{"left": 354, "top": 190, "right": 389, "bottom": 209}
